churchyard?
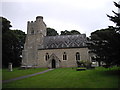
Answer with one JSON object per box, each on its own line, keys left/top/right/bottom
{"left": 2, "top": 66, "right": 120, "bottom": 88}
{"left": 2, "top": 68, "right": 47, "bottom": 80}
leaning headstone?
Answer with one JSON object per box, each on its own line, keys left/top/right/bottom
{"left": 8, "top": 63, "right": 13, "bottom": 71}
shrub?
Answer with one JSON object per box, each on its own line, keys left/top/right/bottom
{"left": 84, "top": 61, "right": 92, "bottom": 69}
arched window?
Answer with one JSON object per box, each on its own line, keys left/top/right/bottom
{"left": 63, "top": 52, "right": 67, "bottom": 60}
{"left": 45, "top": 53, "right": 49, "bottom": 61}
{"left": 76, "top": 52, "right": 80, "bottom": 60}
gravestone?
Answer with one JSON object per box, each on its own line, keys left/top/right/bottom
{"left": 8, "top": 63, "right": 13, "bottom": 71}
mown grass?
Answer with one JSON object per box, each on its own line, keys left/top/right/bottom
{"left": 0, "top": 69, "right": 2, "bottom": 81}
{"left": 2, "top": 66, "right": 120, "bottom": 88}
{"left": 2, "top": 68, "right": 47, "bottom": 80}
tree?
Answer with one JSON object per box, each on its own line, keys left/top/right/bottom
{"left": 46, "top": 27, "right": 58, "bottom": 36}
{"left": 10, "top": 30, "right": 26, "bottom": 67}
{"left": 70, "top": 30, "right": 81, "bottom": 35}
{"left": 60, "top": 30, "right": 71, "bottom": 35}
{"left": 88, "top": 2, "right": 120, "bottom": 67}
{"left": 60, "top": 30, "right": 80, "bottom": 35}
{"left": 1, "top": 17, "right": 12, "bottom": 33}
{"left": 88, "top": 28, "right": 120, "bottom": 66}
{"left": 107, "top": 2, "right": 120, "bottom": 32}
{"left": 2, "top": 17, "right": 12, "bottom": 67}
{"left": 2, "top": 17, "right": 26, "bottom": 67}
{"left": 106, "top": 1, "right": 120, "bottom": 66}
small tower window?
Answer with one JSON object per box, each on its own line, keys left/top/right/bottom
{"left": 76, "top": 52, "right": 80, "bottom": 60}
{"left": 31, "top": 30, "right": 34, "bottom": 34}
{"left": 31, "top": 27, "right": 34, "bottom": 34}
{"left": 63, "top": 52, "right": 67, "bottom": 60}
{"left": 31, "top": 28, "right": 34, "bottom": 34}
{"left": 45, "top": 53, "right": 49, "bottom": 61}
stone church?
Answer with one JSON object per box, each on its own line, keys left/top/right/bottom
{"left": 22, "top": 16, "right": 91, "bottom": 68}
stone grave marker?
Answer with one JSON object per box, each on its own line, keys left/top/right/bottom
{"left": 8, "top": 63, "right": 13, "bottom": 71}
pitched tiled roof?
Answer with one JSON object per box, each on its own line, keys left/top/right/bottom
{"left": 38, "top": 34, "right": 87, "bottom": 49}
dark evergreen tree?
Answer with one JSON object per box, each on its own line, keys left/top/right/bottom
{"left": 1, "top": 17, "right": 12, "bottom": 33}
{"left": 88, "top": 28, "right": 120, "bottom": 66}
{"left": 1, "top": 17, "right": 26, "bottom": 67}
{"left": 60, "top": 30, "right": 80, "bottom": 35}
{"left": 10, "top": 30, "right": 26, "bottom": 67}
{"left": 46, "top": 27, "right": 58, "bottom": 36}
{"left": 88, "top": 2, "right": 120, "bottom": 67}
{"left": 107, "top": 2, "right": 120, "bottom": 32}
{"left": 61, "top": 30, "right": 71, "bottom": 35}
{"left": 70, "top": 30, "right": 81, "bottom": 35}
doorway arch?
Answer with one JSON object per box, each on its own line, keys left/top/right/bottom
{"left": 47, "top": 53, "right": 61, "bottom": 68}
{"left": 52, "top": 59, "right": 56, "bottom": 68}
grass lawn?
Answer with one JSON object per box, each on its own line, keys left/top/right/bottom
{"left": 2, "top": 68, "right": 47, "bottom": 80}
{"left": 2, "top": 66, "right": 120, "bottom": 88}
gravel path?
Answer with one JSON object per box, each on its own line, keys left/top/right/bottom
{"left": 2, "top": 69, "right": 53, "bottom": 83}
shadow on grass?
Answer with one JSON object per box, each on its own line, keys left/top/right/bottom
{"left": 103, "top": 70, "right": 120, "bottom": 76}
{"left": 96, "top": 66, "right": 120, "bottom": 76}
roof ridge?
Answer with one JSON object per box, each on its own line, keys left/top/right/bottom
{"left": 45, "top": 34, "right": 86, "bottom": 38}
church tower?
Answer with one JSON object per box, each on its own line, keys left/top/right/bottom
{"left": 22, "top": 16, "right": 46, "bottom": 66}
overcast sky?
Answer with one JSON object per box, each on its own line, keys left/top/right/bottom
{"left": 1, "top": 0, "right": 119, "bottom": 36}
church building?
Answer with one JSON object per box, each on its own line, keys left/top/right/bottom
{"left": 22, "top": 16, "right": 91, "bottom": 68}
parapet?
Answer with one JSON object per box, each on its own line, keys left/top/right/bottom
{"left": 36, "top": 16, "right": 43, "bottom": 20}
